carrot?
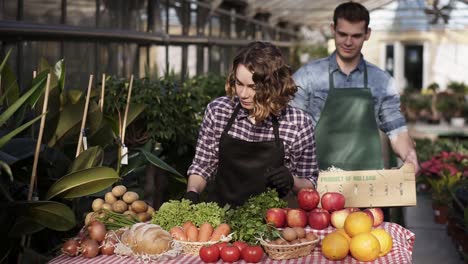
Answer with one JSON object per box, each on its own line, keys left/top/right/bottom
{"left": 169, "top": 226, "right": 187, "bottom": 241}
{"left": 209, "top": 223, "right": 231, "bottom": 241}
{"left": 185, "top": 225, "right": 199, "bottom": 242}
{"left": 198, "top": 222, "right": 214, "bottom": 242}
{"left": 182, "top": 221, "right": 195, "bottom": 231}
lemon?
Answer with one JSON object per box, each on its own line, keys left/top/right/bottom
{"left": 321, "top": 232, "right": 349, "bottom": 260}
{"left": 371, "top": 228, "right": 393, "bottom": 256}
{"left": 349, "top": 232, "right": 381, "bottom": 262}
{"left": 344, "top": 212, "right": 373, "bottom": 237}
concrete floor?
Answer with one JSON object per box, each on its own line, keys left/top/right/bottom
{"left": 404, "top": 193, "right": 464, "bottom": 264}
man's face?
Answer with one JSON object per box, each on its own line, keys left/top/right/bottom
{"left": 332, "top": 18, "right": 371, "bottom": 63}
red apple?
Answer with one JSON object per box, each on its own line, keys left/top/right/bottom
{"left": 363, "top": 209, "right": 375, "bottom": 224}
{"left": 297, "top": 188, "right": 320, "bottom": 211}
{"left": 308, "top": 208, "right": 330, "bottom": 229}
{"left": 364, "top": 208, "right": 385, "bottom": 227}
{"left": 330, "top": 208, "right": 351, "bottom": 228}
{"left": 286, "top": 209, "right": 307, "bottom": 228}
{"left": 320, "top": 192, "right": 345, "bottom": 212}
{"left": 265, "top": 208, "right": 287, "bottom": 228}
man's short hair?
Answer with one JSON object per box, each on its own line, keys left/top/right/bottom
{"left": 333, "top": 2, "right": 370, "bottom": 29}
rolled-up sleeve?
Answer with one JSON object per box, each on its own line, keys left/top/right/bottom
{"left": 378, "top": 77, "right": 407, "bottom": 138}
{"left": 187, "top": 106, "right": 219, "bottom": 180}
{"left": 289, "top": 116, "right": 319, "bottom": 187}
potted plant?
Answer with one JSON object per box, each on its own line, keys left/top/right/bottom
{"left": 419, "top": 152, "right": 468, "bottom": 224}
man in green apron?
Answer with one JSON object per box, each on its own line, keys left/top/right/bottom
{"left": 291, "top": 2, "right": 419, "bottom": 174}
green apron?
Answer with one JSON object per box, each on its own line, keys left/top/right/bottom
{"left": 315, "top": 62, "right": 384, "bottom": 170}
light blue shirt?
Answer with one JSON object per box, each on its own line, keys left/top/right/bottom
{"left": 291, "top": 52, "right": 407, "bottom": 138}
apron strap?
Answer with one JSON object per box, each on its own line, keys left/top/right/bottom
{"left": 223, "top": 103, "right": 242, "bottom": 134}
{"left": 272, "top": 116, "right": 280, "bottom": 147}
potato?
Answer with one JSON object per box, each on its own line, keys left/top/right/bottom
{"left": 102, "top": 203, "right": 112, "bottom": 211}
{"left": 282, "top": 227, "right": 297, "bottom": 242}
{"left": 123, "top": 210, "right": 137, "bottom": 220}
{"left": 112, "top": 200, "right": 128, "bottom": 213}
{"left": 91, "top": 198, "right": 105, "bottom": 212}
{"left": 85, "top": 212, "right": 96, "bottom": 225}
{"left": 122, "top": 191, "right": 139, "bottom": 204}
{"left": 136, "top": 212, "right": 151, "bottom": 222}
{"left": 104, "top": 192, "right": 117, "bottom": 204}
{"left": 146, "top": 206, "right": 155, "bottom": 215}
{"left": 111, "top": 185, "right": 127, "bottom": 197}
{"left": 131, "top": 200, "right": 148, "bottom": 213}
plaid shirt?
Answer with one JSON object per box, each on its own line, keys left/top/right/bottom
{"left": 188, "top": 96, "right": 319, "bottom": 186}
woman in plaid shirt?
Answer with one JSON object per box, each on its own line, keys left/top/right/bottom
{"left": 184, "top": 42, "right": 319, "bottom": 207}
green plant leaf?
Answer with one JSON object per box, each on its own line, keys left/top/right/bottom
{"left": 9, "top": 201, "right": 76, "bottom": 232}
{"left": 138, "top": 148, "right": 186, "bottom": 184}
{"left": 46, "top": 167, "right": 120, "bottom": 200}
{"left": 47, "top": 100, "right": 84, "bottom": 146}
{"left": 126, "top": 103, "right": 145, "bottom": 127}
{"left": 0, "top": 73, "right": 47, "bottom": 127}
{"left": 0, "top": 64, "right": 19, "bottom": 106}
{"left": 0, "top": 49, "right": 12, "bottom": 73}
{"left": 68, "top": 146, "right": 104, "bottom": 173}
{"left": 0, "top": 113, "right": 44, "bottom": 149}
{"left": 27, "top": 71, "right": 50, "bottom": 109}
{"left": 54, "top": 59, "right": 65, "bottom": 92}
{"left": 29, "top": 201, "right": 76, "bottom": 231}
{"left": 0, "top": 160, "right": 13, "bottom": 182}
{"left": 9, "top": 216, "right": 45, "bottom": 237}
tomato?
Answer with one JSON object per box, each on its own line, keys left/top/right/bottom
{"left": 199, "top": 245, "right": 219, "bottom": 263}
{"left": 220, "top": 245, "right": 241, "bottom": 262}
{"left": 241, "top": 245, "right": 264, "bottom": 263}
{"left": 215, "top": 241, "right": 228, "bottom": 252}
{"left": 232, "top": 241, "right": 248, "bottom": 253}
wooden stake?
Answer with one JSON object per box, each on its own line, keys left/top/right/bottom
{"left": 121, "top": 75, "right": 134, "bottom": 143}
{"left": 27, "top": 73, "right": 51, "bottom": 201}
{"left": 75, "top": 75, "right": 94, "bottom": 157}
{"left": 33, "top": 70, "right": 37, "bottom": 78}
{"left": 100, "top": 73, "right": 106, "bottom": 112}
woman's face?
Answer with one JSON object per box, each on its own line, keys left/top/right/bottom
{"left": 235, "top": 64, "right": 256, "bottom": 110}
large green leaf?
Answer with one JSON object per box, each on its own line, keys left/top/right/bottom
{"left": 10, "top": 201, "right": 75, "bottom": 232}
{"left": 9, "top": 216, "right": 45, "bottom": 237}
{"left": 0, "top": 113, "right": 44, "bottom": 149}
{"left": 0, "top": 73, "right": 47, "bottom": 127}
{"left": 46, "top": 167, "right": 120, "bottom": 200}
{"left": 0, "top": 64, "right": 19, "bottom": 106}
{"left": 138, "top": 148, "right": 186, "bottom": 184}
{"left": 0, "top": 49, "right": 11, "bottom": 73}
{"left": 26, "top": 71, "right": 50, "bottom": 109}
{"left": 47, "top": 100, "right": 84, "bottom": 146}
{"left": 126, "top": 103, "right": 146, "bottom": 127}
{"left": 68, "top": 146, "right": 104, "bottom": 173}
{"left": 54, "top": 59, "right": 66, "bottom": 92}
{"left": 0, "top": 160, "right": 12, "bottom": 182}
{"left": 29, "top": 201, "right": 76, "bottom": 231}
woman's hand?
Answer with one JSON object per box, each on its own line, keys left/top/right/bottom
{"left": 265, "top": 166, "right": 294, "bottom": 197}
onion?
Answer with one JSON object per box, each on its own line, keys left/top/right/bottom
{"left": 80, "top": 239, "right": 100, "bottom": 258}
{"left": 88, "top": 221, "right": 106, "bottom": 242}
{"left": 61, "top": 239, "right": 79, "bottom": 257}
{"left": 100, "top": 238, "right": 116, "bottom": 255}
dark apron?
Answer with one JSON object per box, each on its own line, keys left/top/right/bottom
{"left": 206, "top": 104, "right": 285, "bottom": 207}
{"left": 314, "top": 62, "right": 384, "bottom": 170}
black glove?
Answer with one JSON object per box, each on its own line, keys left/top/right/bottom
{"left": 265, "top": 166, "right": 294, "bottom": 197}
{"left": 183, "top": 191, "right": 200, "bottom": 204}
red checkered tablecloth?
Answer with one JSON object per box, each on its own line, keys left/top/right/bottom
{"left": 49, "top": 222, "right": 415, "bottom": 264}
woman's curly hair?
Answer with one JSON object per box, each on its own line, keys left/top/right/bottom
{"left": 225, "top": 41, "right": 297, "bottom": 123}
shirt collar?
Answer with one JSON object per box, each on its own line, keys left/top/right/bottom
{"left": 328, "top": 51, "right": 365, "bottom": 74}
{"left": 233, "top": 97, "right": 287, "bottom": 126}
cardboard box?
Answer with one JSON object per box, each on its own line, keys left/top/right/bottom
{"left": 316, "top": 163, "right": 416, "bottom": 207}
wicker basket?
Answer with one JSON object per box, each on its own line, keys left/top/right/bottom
{"left": 259, "top": 237, "right": 320, "bottom": 260}
{"left": 173, "top": 240, "right": 219, "bottom": 256}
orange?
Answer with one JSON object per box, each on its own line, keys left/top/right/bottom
{"left": 371, "top": 228, "right": 393, "bottom": 256}
{"left": 349, "top": 233, "right": 381, "bottom": 262}
{"left": 321, "top": 232, "right": 349, "bottom": 260}
{"left": 344, "top": 212, "right": 373, "bottom": 237}
{"left": 336, "top": 228, "right": 351, "bottom": 245}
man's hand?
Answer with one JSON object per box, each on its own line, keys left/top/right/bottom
{"left": 183, "top": 191, "right": 200, "bottom": 204}
{"left": 265, "top": 166, "right": 295, "bottom": 197}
